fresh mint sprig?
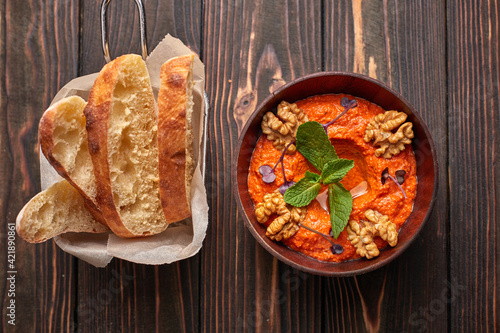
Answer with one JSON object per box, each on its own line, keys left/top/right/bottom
{"left": 283, "top": 171, "right": 321, "bottom": 207}
{"left": 328, "top": 183, "right": 353, "bottom": 238}
{"left": 321, "top": 159, "right": 355, "bottom": 184}
{"left": 295, "top": 121, "right": 338, "bottom": 171}
{"left": 283, "top": 121, "right": 355, "bottom": 239}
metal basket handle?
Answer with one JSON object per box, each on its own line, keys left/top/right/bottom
{"left": 101, "top": 0, "right": 148, "bottom": 63}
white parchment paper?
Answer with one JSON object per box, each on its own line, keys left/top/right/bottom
{"left": 41, "top": 35, "right": 209, "bottom": 267}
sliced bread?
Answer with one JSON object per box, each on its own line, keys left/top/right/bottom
{"left": 38, "top": 95, "right": 105, "bottom": 225}
{"left": 84, "top": 54, "right": 168, "bottom": 237}
{"left": 16, "top": 180, "right": 109, "bottom": 243}
{"left": 157, "top": 54, "right": 195, "bottom": 223}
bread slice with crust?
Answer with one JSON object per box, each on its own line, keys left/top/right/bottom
{"left": 84, "top": 54, "right": 168, "bottom": 237}
{"left": 16, "top": 180, "right": 109, "bottom": 243}
{"left": 38, "top": 95, "right": 105, "bottom": 225}
{"left": 157, "top": 54, "right": 195, "bottom": 223}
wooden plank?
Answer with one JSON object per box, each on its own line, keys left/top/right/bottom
{"left": 447, "top": 0, "right": 499, "bottom": 331}
{"left": 0, "top": 0, "right": 79, "bottom": 332}
{"left": 324, "top": 0, "right": 449, "bottom": 331}
{"left": 76, "top": 1, "right": 202, "bottom": 332}
{"left": 201, "top": 1, "right": 324, "bottom": 331}
{"left": 4, "top": 1, "right": 498, "bottom": 332}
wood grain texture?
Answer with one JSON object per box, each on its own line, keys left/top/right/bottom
{"left": 325, "top": 1, "right": 449, "bottom": 332}
{"left": 1, "top": 0, "right": 498, "bottom": 332}
{"left": 0, "top": 1, "right": 79, "bottom": 332}
{"left": 202, "top": 1, "right": 323, "bottom": 332}
{"left": 231, "top": 0, "right": 321, "bottom": 133}
{"left": 447, "top": 0, "right": 499, "bottom": 332}
{"left": 77, "top": 1, "right": 202, "bottom": 332}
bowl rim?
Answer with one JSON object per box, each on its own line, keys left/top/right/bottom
{"left": 233, "top": 71, "right": 439, "bottom": 276}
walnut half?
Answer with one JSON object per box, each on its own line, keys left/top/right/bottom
{"left": 364, "top": 111, "right": 414, "bottom": 159}
{"left": 261, "top": 101, "right": 308, "bottom": 154}
{"left": 346, "top": 209, "right": 398, "bottom": 259}
{"left": 255, "top": 190, "right": 306, "bottom": 241}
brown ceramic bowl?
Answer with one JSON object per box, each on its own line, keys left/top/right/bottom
{"left": 233, "top": 72, "right": 438, "bottom": 276}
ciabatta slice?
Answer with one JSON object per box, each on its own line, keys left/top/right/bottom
{"left": 157, "top": 54, "right": 195, "bottom": 223}
{"left": 16, "top": 180, "right": 109, "bottom": 243}
{"left": 38, "top": 96, "right": 105, "bottom": 225}
{"left": 84, "top": 54, "right": 168, "bottom": 237}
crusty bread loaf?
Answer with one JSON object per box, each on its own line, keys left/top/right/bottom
{"left": 38, "top": 96, "right": 105, "bottom": 225}
{"left": 84, "top": 54, "right": 168, "bottom": 237}
{"left": 157, "top": 54, "right": 195, "bottom": 223}
{"left": 16, "top": 180, "right": 109, "bottom": 243}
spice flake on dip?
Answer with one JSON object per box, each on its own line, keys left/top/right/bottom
{"left": 248, "top": 94, "right": 417, "bottom": 263}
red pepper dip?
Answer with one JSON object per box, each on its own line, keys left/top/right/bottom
{"left": 248, "top": 94, "right": 417, "bottom": 262}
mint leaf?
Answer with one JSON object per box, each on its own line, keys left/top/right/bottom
{"left": 329, "top": 183, "right": 353, "bottom": 239}
{"left": 283, "top": 171, "right": 321, "bottom": 207}
{"left": 304, "top": 170, "right": 321, "bottom": 182}
{"left": 296, "top": 121, "right": 338, "bottom": 171}
{"left": 321, "top": 159, "right": 355, "bottom": 184}
{"left": 283, "top": 120, "right": 355, "bottom": 237}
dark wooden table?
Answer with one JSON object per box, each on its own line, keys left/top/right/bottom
{"left": 1, "top": 1, "right": 498, "bottom": 332}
